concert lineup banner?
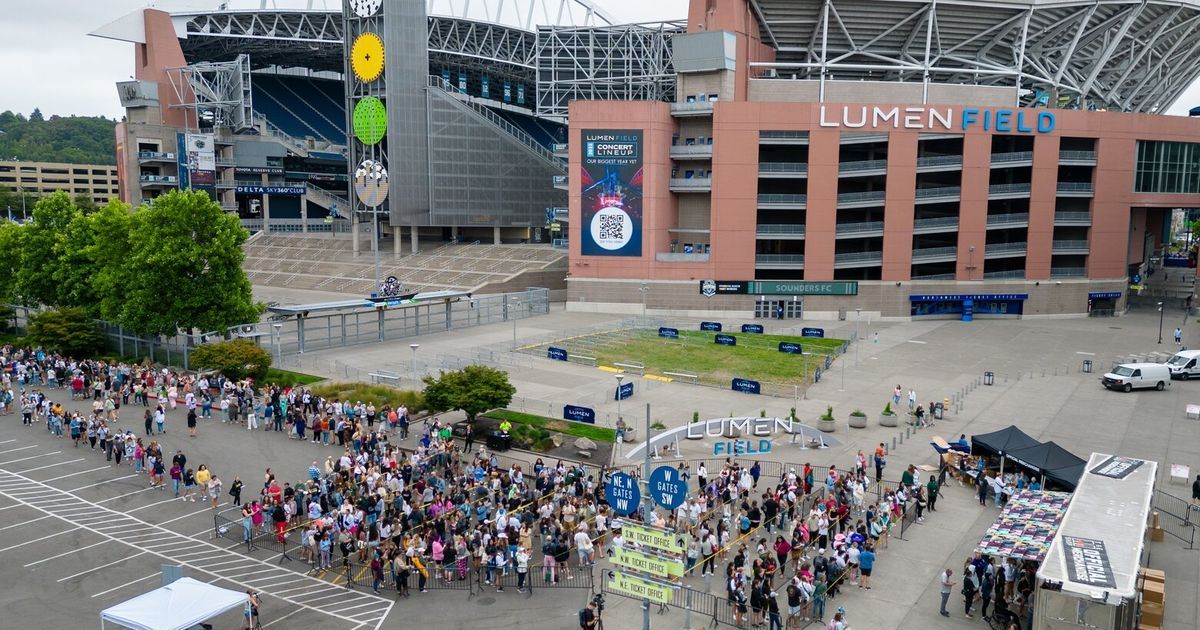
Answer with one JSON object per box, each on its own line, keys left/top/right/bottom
{"left": 184, "top": 133, "right": 216, "bottom": 186}
{"left": 580, "top": 130, "right": 643, "bottom": 256}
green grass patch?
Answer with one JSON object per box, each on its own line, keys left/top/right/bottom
{"left": 484, "top": 409, "right": 616, "bottom": 443}
{"left": 309, "top": 382, "right": 426, "bottom": 412}
{"left": 263, "top": 368, "right": 324, "bottom": 387}
{"left": 547, "top": 328, "right": 845, "bottom": 387}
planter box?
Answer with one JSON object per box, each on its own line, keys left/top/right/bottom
{"left": 848, "top": 414, "right": 868, "bottom": 429}
{"left": 880, "top": 413, "right": 898, "bottom": 427}
{"left": 817, "top": 418, "right": 837, "bottom": 433}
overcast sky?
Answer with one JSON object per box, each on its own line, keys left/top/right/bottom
{"left": 1, "top": 0, "right": 1197, "bottom": 119}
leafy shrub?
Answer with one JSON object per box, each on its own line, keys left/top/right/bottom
{"left": 190, "top": 338, "right": 272, "bottom": 382}
{"left": 309, "top": 382, "right": 425, "bottom": 411}
{"left": 27, "top": 307, "right": 107, "bottom": 357}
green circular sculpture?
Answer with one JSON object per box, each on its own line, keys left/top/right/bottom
{"left": 352, "top": 96, "right": 387, "bottom": 145}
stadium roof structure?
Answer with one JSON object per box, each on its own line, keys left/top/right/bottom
{"left": 748, "top": 0, "right": 1200, "bottom": 112}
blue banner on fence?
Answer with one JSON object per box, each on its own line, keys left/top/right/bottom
{"left": 615, "top": 382, "right": 634, "bottom": 401}
{"left": 700, "top": 321, "right": 723, "bottom": 332}
{"left": 658, "top": 327, "right": 679, "bottom": 338}
{"left": 715, "top": 334, "right": 737, "bottom": 346}
{"left": 547, "top": 346, "right": 568, "bottom": 361}
{"left": 778, "top": 342, "right": 803, "bottom": 354}
{"left": 814, "top": 367, "right": 822, "bottom": 382}
{"left": 741, "top": 324, "right": 764, "bottom": 334}
{"left": 732, "top": 378, "right": 761, "bottom": 394}
{"left": 824, "top": 355, "right": 832, "bottom": 370}
{"left": 563, "top": 405, "right": 596, "bottom": 424}
{"left": 801, "top": 327, "right": 825, "bottom": 338}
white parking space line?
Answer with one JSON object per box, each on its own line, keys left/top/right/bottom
{"left": 56, "top": 551, "right": 147, "bottom": 582}
{"left": 43, "top": 466, "right": 112, "bottom": 482}
{"left": 155, "top": 503, "right": 226, "bottom": 527}
{"left": 261, "top": 607, "right": 308, "bottom": 629}
{"left": 0, "top": 445, "right": 37, "bottom": 456}
{"left": 24, "top": 539, "right": 110, "bottom": 567}
{"left": 126, "top": 495, "right": 189, "bottom": 513}
{"left": 0, "top": 514, "right": 51, "bottom": 531}
{"left": 224, "top": 568, "right": 282, "bottom": 579}
{"left": 96, "top": 487, "right": 156, "bottom": 501}
{"left": 0, "top": 439, "right": 16, "bottom": 445}
{"left": 0, "top": 526, "right": 82, "bottom": 554}
{"left": 71, "top": 475, "right": 141, "bottom": 493}
{"left": 16, "top": 458, "right": 85, "bottom": 474}
{"left": 0, "top": 451, "right": 60, "bottom": 465}
{"left": 322, "top": 600, "right": 388, "bottom": 613}
{"left": 90, "top": 571, "right": 159, "bottom": 598}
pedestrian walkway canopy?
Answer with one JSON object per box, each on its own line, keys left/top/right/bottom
{"left": 100, "top": 577, "right": 248, "bottom": 630}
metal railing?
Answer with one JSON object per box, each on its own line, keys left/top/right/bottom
{"left": 913, "top": 216, "right": 959, "bottom": 230}
{"left": 836, "top": 221, "right": 883, "bottom": 235}
{"left": 428, "top": 76, "right": 562, "bottom": 170}
{"left": 911, "top": 246, "right": 958, "bottom": 261}
{"left": 915, "top": 186, "right": 961, "bottom": 199}
{"left": 755, "top": 254, "right": 805, "bottom": 264}
{"left": 839, "top": 159, "right": 888, "bottom": 173}
{"left": 912, "top": 272, "right": 956, "bottom": 280}
{"left": 986, "top": 242, "right": 1028, "bottom": 254}
{"left": 837, "top": 190, "right": 885, "bottom": 204}
{"left": 759, "top": 130, "right": 807, "bottom": 140}
{"left": 987, "top": 212, "right": 1030, "bottom": 226}
{"left": 139, "top": 174, "right": 177, "bottom": 184}
{"left": 241, "top": 218, "right": 353, "bottom": 234}
{"left": 757, "top": 193, "right": 807, "bottom": 207}
{"left": 306, "top": 183, "right": 351, "bottom": 209}
{"left": 1050, "top": 267, "right": 1087, "bottom": 277}
{"left": 983, "top": 269, "right": 1026, "bottom": 279}
{"left": 756, "top": 224, "right": 806, "bottom": 236}
{"left": 1059, "top": 150, "right": 1097, "bottom": 162}
{"left": 1051, "top": 240, "right": 1090, "bottom": 252}
{"left": 138, "top": 151, "right": 175, "bottom": 161}
{"left": 916, "top": 155, "right": 963, "bottom": 168}
{"left": 988, "top": 183, "right": 1031, "bottom": 195}
{"left": 1153, "top": 489, "right": 1197, "bottom": 548}
{"left": 670, "top": 144, "right": 713, "bottom": 157}
{"left": 670, "top": 101, "right": 716, "bottom": 112}
{"left": 834, "top": 251, "right": 883, "bottom": 264}
{"left": 1054, "top": 211, "right": 1091, "bottom": 224}
{"left": 669, "top": 177, "right": 712, "bottom": 189}
{"left": 1057, "top": 182, "right": 1094, "bottom": 193}
{"left": 757, "top": 162, "right": 808, "bottom": 174}
{"left": 991, "top": 151, "right": 1034, "bottom": 164}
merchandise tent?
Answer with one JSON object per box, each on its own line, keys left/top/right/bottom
{"left": 1003, "top": 441, "right": 1087, "bottom": 490}
{"left": 970, "top": 425, "right": 1041, "bottom": 459}
{"left": 100, "top": 577, "right": 248, "bottom": 630}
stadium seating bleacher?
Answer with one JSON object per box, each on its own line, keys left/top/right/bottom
{"left": 251, "top": 74, "right": 347, "bottom": 144}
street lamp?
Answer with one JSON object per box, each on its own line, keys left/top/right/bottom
{"left": 510, "top": 297, "right": 521, "bottom": 350}
{"left": 409, "top": 343, "right": 420, "bottom": 385}
{"left": 1158, "top": 301, "right": 1165, "bottom": 344}
{"left": 855, "top": 307, "right": 862, "bottom": 365}
{"left": 639, "top": 283, "right": 649, "bottom": 319}
{"left": 272, "top": 323, "right": 282, "bottom": 366}
{"left": 615, "top": 373, "right": 624, "bottom": 428}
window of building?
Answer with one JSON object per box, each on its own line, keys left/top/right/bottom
{"left": 0, "top": 176, "right": 13, "bottom": 183}
{"left": 20, "top": 177, "right": 36, "bottom": 183}
{"left": 72, "top": 169, "right": 87, "bottom": 175}
{"left": 1136, "top": 140, "right": 1200, "bottom": 194}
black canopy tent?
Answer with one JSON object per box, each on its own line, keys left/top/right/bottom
{"left": 971, "top": 425, "right": 1041, "bottom": 458}
{"left": 1004, "top": 441, "right": 1087, "bottom": 489}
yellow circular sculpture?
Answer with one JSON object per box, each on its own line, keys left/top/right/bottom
{"left": 351, "top": 32, "right": 385, "bottom": 82}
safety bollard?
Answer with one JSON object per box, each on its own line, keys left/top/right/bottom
{"left": 899, "top": 432, "right": 904, "bottom": 445}
{"left": 891, "top": 438, "right": 896, "bottom": 452}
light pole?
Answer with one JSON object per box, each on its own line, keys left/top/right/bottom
{"left": 855, "top": 307, "right": 862, "bottom": 365}
{"left": 409, "top": 343, "right": 420, "bottom": 385}
{"left": 272, "top": 323, "right": 282, "bottom": 366}
{"left": 510, "top": 297, "right": 521, "bottom": 350}
{"left": 615, "top": 373, "right": 624, "bottom": 428}
{"left": 1158, "top": 301, "right": 1165, "bottom": 344}
{"left": 639, "top": 282, "right": 648, "bottom": 319}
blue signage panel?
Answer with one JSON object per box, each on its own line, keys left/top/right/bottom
{"left": 1089, "top": 292, "right": 1122, "bottom": 300}
{"left": 547, "top": 346, "right": 568, "bottom": 361}
{"left": 801, "top": 327, "right": 825, "bottom": 338}
{"left": 648, "top": 465, "right": 687, "bottom": 510}
{"left": 778, "top": 342, "right": 803, "bottom": 355}
{"left": 731, "top": 378, "right": 761, "bottom": 394}
{"left": 741, "top": 324, "right": 764, "bottom": 334}
{"left": 563, "top": 405, "right": 596, "bottom": 424}
{"left": 908, "top": 294, "right": 1029, "bottom": 302}
{"left": 961, "top": 108, "right": 1054, "bottom": 133}
{"left": 235, "top": 185, "right": 307, "bottom": 196}
{"left": 658, "top": 327, "right": 679, "bottom": 338}
{"left": 715, "top": 334, "right": 737, "bottom": 346}
{"left": 814, "top": 367, "right": 822, "bottom": 383}
{"left": 700, "top": 321, "right": 723, "bottom": 332}
{"left": 615, "top": 381, "right": 634, "bottom": 401}
{"left": 824, "top": 355, "right": 832, "bottom": 370}
{"left": 605, "top": 472, "right": 640, "bottom": 516}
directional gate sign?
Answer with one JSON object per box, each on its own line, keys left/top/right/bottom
{"left": 611, "top": 547, "right": 684, "bottom": 578}
{"left": 604, "top": 472, "right": 640, "bottom": 516}
{"left": 620, "top": 523, "right": 684, "bottom": 554}
{"left": 648, "top": 465, "right": 687, "bottom": 510}
{"left": 607, "top": 570, "right": 676, "bottom": 605}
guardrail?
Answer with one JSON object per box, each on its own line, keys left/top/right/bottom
{"left": 757, "top": 162, "right": 808, "bottom": 174}
{"left": 839, "top": 159, "right": 888, "bottom": 173}
{"left": 1057, "top": 182, "right": 1094, "bottom": 193}
{"left": 987, "top": 212, "right": 1030, "bottom": 226}
{"left": 834, "top": 251, "right": 883, "bottom": 264}
{"left": 915, "top": 186, "right": 961, "bottom": 199}
{"left": 991, "top": 151, "right": 1033, "bottom": 163}
{"left": 1050, "top": 267, "right": 1087, "bottom": 277}
{"left": 836, "top": 221, "right": 883, "bottom": 235}
{"left": 913, "top": 216, "right": 959, "bottom": 230}
{"left": 837, "top": 190, "right": 886, "bottom": 204}
{"left": 1051, "top": 240, "right": 1089, "bottom": 252}
{"left": 1053, "top": 211, "right": 1091, "bottom": 223}
{"left": 756, "top": 224, "right": 806, "bottom": 236}
{"left": 756, "top": 193, "right": 807, "bottom": 207}
{"left": 986, "top": 242, "right": 1028, "bottom": 254}
{"left": 669, "top": 144, "right": 714, "bottom": 156}
{"left": 755, "top": 254, "right": 806, "bottom": 264}
{"left": 911, "top": 246, "right": 958, "bottom": 261}
{"left": 916, "top": 155, "right": 963, "bottom": 168}
{"left": 983, "top": 269, "right": 1025, "bottom": 279}
{"left": 1058, "top": 150, "right": 1096, "bottom": 161}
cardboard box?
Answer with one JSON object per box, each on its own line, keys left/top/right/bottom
{"left": 1142, "top": 580, "right": 1165, "bottom": 605}
{"left": 1141, "top": 602, "right": 1164, "bottom": 627}
{"left": 1140, "top": 567, "right": 1166, "bottom": 583}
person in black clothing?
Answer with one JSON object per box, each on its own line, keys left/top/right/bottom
{"left": 1190, "top": 474, "right": 1200, "bottom": 523}
{"left": 229, "top": 477, "right": 243, "bottom": 506}
{"left": 766, "top": 588, "right": 783, "bottom": 630}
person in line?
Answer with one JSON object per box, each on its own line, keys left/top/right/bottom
{"left": 938, "top": 568, "right": 955, "bottom": 617}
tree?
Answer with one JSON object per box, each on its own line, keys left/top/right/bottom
{"left": 190, "top": 338, "right": 272, "bottom": 382}
{"left": 29, "top": 108, "right": 43, "bottom": 122}
{"left": 0, "top": 221, "right": 23, "bottom": 303}
{"left": 0, "top": 110, "right": 116, "bottom": 165}
{"left": 88, "top": 200, "right": 132, "bottom": 323}
{"left": 27, "top": 307, "right": 108, "bottom": 357}
{"left": 422, "top": 365, "right": 516, "bottom": 422}
{"left": 15, "top": 192, "right": 80, "bottom": 306}
{"left": 114, "top": 189, "right": 262, "bottom": 336}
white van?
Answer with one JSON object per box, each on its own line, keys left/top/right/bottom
{"left": 1167, "top": 350, "right": 1200, "bottom": 379}
{"left": 1102, "top": 363, "right": 1171, "bottom": 392}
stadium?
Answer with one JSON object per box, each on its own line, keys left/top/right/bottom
{"left": 93, "top": 0, "right": 1200, "bottom": 317}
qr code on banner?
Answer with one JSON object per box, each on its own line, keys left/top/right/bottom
{"left": 598, "top": 214, "right": 624, "bottom": 241}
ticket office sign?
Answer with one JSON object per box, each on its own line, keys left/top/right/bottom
{"left": 621, "top": 523, "right": 684, "bottom": 554}
{"left": 608, "top": 571, "right": 676, "bottom": 605}
{"left": 611, "top": 547, "right": 684, "bottom": 578}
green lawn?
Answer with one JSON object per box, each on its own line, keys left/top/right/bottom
{"left": 264, "top": 368, "right": 325, "bottom": 387}
{"left": 309, "top": 382, "right": 426, "bottom": 412}
{"left": 543, "top": 328, "right": 846, "bottom": 388}
{"left": 484, "top": 409, "right": 616, "bottom": 443}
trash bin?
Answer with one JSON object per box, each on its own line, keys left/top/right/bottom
{"left": 933, "top": 402, "right": 944, "bottom": 420}
{"left": 984, "top": 371, "right": 994, "bottom": 386}
{"left": 487, "top": 430, "right": 511, "bottom": 451}
{"left": 1082, "top": 359, "right": 1093, "bottom": 374}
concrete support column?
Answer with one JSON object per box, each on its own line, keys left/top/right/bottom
{"left": 260, "top": 173, "right": 270, "bottom": 233}
{"left": 1026, "top": 134, "right": 1061, "bottom": 280}
{"left": 394, "top": 227, "right": 402, "bottom": 257}
{"left": 881, "top": 133, "right": 917, "bottom": 281}
{"left": 300, "top": 195, "right": 308, "bottom": 234}
{"left": 352, "top": 212, "right": 360, "bottom": 255}
{"left": 493, "top": 226, "right": 501, "bottom": 244}
{"left": 956, "top": 134, "right": 991, "bottom": 280}
{"left": 410, "top": 226, "right": 419, "bottom": 254}
{"left": 451, "top": 225, "right": 459, "bottom": 242}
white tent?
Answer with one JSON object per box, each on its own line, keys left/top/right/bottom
{"left": 100, "top": 577, "right": 249, "bottom": 630}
